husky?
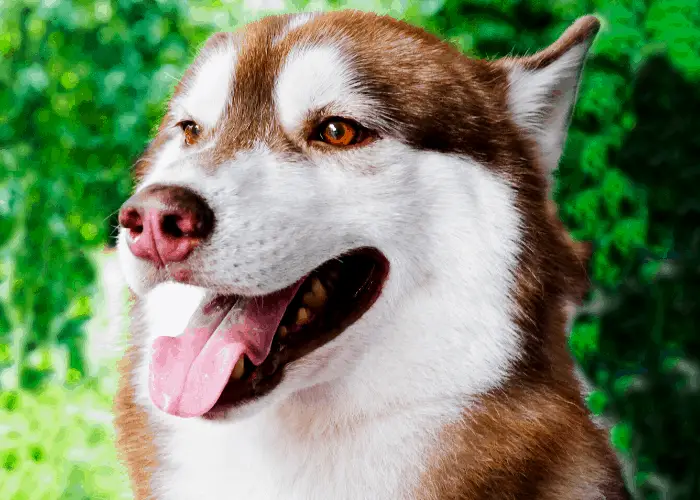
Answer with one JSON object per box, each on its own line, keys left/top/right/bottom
{"left": 114, "top": 10, "right": 629, "bottom": 499}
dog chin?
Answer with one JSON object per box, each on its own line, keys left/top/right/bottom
{"left": 197, "top": 392, "right": 279, "bottom": 423}
{"left": 200, "top": 364, "right": 343, "bottom": 424}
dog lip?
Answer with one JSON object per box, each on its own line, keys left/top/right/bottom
{"left": 138, "top": 247, "right": 389, "bottom": 419}
{"left": 201, "top": 247, "right": 390, "bottom": 417}
{"left": 171, "top": 268, "right": 193, "bottom": 283}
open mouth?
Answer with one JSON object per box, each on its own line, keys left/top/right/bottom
{"left": 148, "top": 247, "right": 389, "bottom": 419}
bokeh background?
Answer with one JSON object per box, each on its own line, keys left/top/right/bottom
{"left": 1, "top": 0, "right": 699, "bottom": 498}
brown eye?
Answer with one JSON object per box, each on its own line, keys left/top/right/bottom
{"left": 177, "top": 120, "right": 201, "bottom": 146}
{"left": 317, "top": 119, "right": 368, "bottom": 147}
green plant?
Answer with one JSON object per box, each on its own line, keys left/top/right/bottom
{"left": 0, "top": 0, "right": 212, "bottom": 389}
{"left": 0, "top": 375, "right": 131, "bottom": 500}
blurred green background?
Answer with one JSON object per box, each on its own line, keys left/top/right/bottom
{"left": 1, "top": 0, "right": 699, "bottom": 498}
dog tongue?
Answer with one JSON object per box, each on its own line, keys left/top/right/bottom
{"left": 149, "top": 282, "right": 303, "bottom": 418}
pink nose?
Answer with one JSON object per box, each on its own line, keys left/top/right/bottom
{"left": 118, "top": 184, "right": 214, "bottom": 267}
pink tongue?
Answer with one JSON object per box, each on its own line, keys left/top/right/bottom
{"left": 149, "top": 283, "right": 303, "bottom": 418}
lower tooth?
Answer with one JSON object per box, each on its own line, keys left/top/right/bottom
{"left": 231, "top": 356, "right": 245, "bottom": 380}
{"left": 278, "top": 326, "right": 288, "bottom": 338}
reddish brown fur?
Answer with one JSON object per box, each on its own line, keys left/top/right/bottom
{"left": 418, "top": 385, "right": 628, "bottom": 499}
{"left": 412, "top": 14, "right": 627, "bottom": 499}
{"left": 115, "top": 11, "right": 628, "bottom": 499}
{"left": 114, "top": 338, "right": 157, "bottom": 499}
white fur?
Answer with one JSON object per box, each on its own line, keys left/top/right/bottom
{"left": 273, "top": 12, "right": 319, "bottom": 45}
{"left": 113, "top": 24, "right": 586, "bottom": 500}
{"left": 275, "top": 44, "right": 388, "bottom": 135}
{"left": 506, "top": 42, "right": 590, "bottom": 174}
{"left": 119, "top": 140, "right": 524, "bottom": 499}
{"left": 175, "top": 41, "right": 237, "bottom": 129}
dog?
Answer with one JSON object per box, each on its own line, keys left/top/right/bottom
{"left": 114, "top": 10, "right": 630, "bottom": 499}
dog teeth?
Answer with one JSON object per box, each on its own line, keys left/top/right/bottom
{"left": 278, "top": 326, "right": 288, "bottom": 338}
{"left": 303, "top": 277, "right": 328, "bottom": 309}
{"left": 296, "top": 307, "right": 311, "bottom": 325}
{"left": 231, "top": 356, "right": 245, "bottom": 380}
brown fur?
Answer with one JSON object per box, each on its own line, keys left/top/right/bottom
{"left": 115, "top": 11, "right": 628, "bottom": 499}
{"left": 114, "top": 338, "right": 157, "bottom": 499}
{"left": 418, "top": 385, "right": 628, "bottom": 499}
{"left": 136, "top": 11, "right": 550, "bottom": 177}
{"left": 412, "top": 15, "right": 627, "bottom": 499}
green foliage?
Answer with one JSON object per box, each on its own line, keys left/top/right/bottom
{"left": 0, "top": 377, "right": 131, "bottom": 499}
{"left": 1, "top": 0, "right": 699, "bottom": 498}
{"left": 0, "top": 0, "right": 212, "bottom": 389}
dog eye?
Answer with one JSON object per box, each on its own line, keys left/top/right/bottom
{"left": 176, "top": 120, "right": 202, "bottom": 146}
{"left": 316, "top": 118, "right": 370, "bottom": 147}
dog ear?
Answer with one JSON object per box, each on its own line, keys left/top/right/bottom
{"left": 500, "top": 16, "right": 600, "bottom": 175}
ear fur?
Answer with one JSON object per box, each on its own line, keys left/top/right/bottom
{"left": 501, "top": 16, "right": 601, "bottom": 175}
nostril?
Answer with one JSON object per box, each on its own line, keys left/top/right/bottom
{"left": 161, "top": 214, "right": 184, "bottom": 238}
{"left": 130, "top": 224, "right": 144, "bottom": 240}
{"left": 119, "top": 207, "right": 144, "bottom": 238}
{"left": 159, "top": 208, "right": 210, "bottom": 239}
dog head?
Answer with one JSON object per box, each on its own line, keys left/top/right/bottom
{"left": 118, "top": 11, "right": 598, "bottom": 421}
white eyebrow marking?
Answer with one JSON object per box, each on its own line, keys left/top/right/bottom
{"left": 177, "top": 41, "right": 237, "bottom": 129}
{"left": 275, "top": 44, "right": 379, "bottom": 132}
{"left": 273, "top": 12, "right": 319, "bottom": 45}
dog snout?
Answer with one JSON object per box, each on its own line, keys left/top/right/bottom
{"left": 118, "top": 184, "right": 214, "bottom": 267}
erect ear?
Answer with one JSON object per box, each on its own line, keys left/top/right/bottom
{"left": 501, "top": 16, "right": 600, "bottom": 175}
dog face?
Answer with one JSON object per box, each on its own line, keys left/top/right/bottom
{"left": 118, "top": 11, "right": 597, "bottom": 421}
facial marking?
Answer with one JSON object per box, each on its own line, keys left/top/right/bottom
{"left": 178, "top": 41, "right": 238, "bottom": 129}
{"left": 137, "top": 138, "right": 182, "bottom": 190}
{"left": 274, "top": 44, "right": 368, "bottom": 133}
{"left": 273, "top": 12, "right": 319, "bottom": 45}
